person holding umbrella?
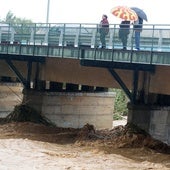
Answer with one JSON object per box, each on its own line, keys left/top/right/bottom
{"left": 133, "top": 16, "right": 143, "bottom": 50}
{"left": 119, "top": 20, "right": 130, "bottom": 50}
{"left": 110, "top": 6, "right": 138, "bottom": 50}
{"left": 131, "top": 7, "right": 148, "bottom": 50}
{"left": 98, "top": 14, "right": 109, "bottom": 48}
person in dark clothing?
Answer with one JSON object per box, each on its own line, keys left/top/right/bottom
{"left": 133, "top": 16, "right": 143, "bottom": 50}
{"left": 119, "top": 20, "right": 130, "bottom": 50}
{"left": 98, "top": 14, "right": 109, "bottom": 48}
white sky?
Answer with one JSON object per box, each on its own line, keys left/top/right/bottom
{"left": 0, "top": 0, "right": 169, "bottom": 25}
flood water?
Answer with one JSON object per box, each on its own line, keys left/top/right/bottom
{"left": 0, "top": 122, "right": 169, "bottom": 170}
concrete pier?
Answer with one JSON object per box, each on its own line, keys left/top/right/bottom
{"left": 23, "top": 89, "right": 115, "bottom": 129}
{"left": 128, "top": 103, "right": 170, "bottom": 145}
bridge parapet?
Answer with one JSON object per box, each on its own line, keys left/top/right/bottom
{"left": 0, "top": 23, "right": 170, "bottom": 52}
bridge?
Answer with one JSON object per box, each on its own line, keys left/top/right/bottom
{"left": 0, "top": 23, "right": 170, "bottom": 144}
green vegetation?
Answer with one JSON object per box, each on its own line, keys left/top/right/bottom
{"left": 0, "top": 11, "right": 34, "bottom": 34}
{"left": 1, "top": 11, "right": 32, "bottom": 24}
{"left": 112, "top": 89, "right": 129, "bottom": 120}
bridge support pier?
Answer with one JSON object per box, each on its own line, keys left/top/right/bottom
{"left": 22, "top": 89, "right": 115, "bottom": 129}
{"left": 127, "top": 103, "right": 170, "bottom": 145}
{"left": 127, "top": 103, "right": 151, "bottom": 131}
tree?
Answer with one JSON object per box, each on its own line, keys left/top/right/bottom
{"left": 0, "top": 11, "right": 34, "bottom": 35}
{"left": 2, "top": 11, "right": 32, "bottom": 24}
{"left": 4, "top": 11, "right": 16, "bottom": 23}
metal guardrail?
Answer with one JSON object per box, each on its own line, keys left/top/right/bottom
{"left": 0, "top": 23, "right": 170, "bottom": 65}
{"left": 0, "top": 23, "right": 170, "bottom": 50}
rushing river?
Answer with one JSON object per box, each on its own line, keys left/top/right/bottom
{"left": 0, "top": 122, "right": 169, "bottom": 170}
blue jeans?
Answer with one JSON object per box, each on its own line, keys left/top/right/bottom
{"left": 135, "top": 31, "right": 140, "bottom": 49}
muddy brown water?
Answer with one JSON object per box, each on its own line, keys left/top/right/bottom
{"left": 0, "top": 122, "right": 169, "bottom": 170}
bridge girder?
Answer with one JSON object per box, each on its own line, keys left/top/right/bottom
{"left": 0, "top": 54, "right": 45, "bottom": 88}
{"left": 80, "top": 59, "right": 155, "bottom": 104}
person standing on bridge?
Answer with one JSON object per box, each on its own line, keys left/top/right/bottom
{"left": 98, "top": 14, "right": 109, "bottom": 48}
{"left": 133, "top": 16, "right": 143, "bottom": 50}
{"left": 119, "top": 20, "right": 130, "bottom": 50}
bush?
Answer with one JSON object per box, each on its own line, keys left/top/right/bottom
{"left": 112, "top": 89, "right": 129, "bottom": 120}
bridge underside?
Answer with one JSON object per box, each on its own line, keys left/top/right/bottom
{"left": 1, "top": 52, "right": 170, "bottom": 105}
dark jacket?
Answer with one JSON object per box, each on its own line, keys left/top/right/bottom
{"left": 133, "top": 17, "right": 143, "bottom": 31}
{"left": 119, "top": 21, "right": 130, "bottom": 29}
{"left": 119, "top": 21, "right": 130, "bottom": 38}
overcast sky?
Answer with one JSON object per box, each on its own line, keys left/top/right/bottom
{"left": 0, "top": 0, "right": 169, "bottom": 24}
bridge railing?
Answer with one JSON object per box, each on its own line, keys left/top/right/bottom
{"left": 0, "top": 23, "right": 170, "bottom": 51}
